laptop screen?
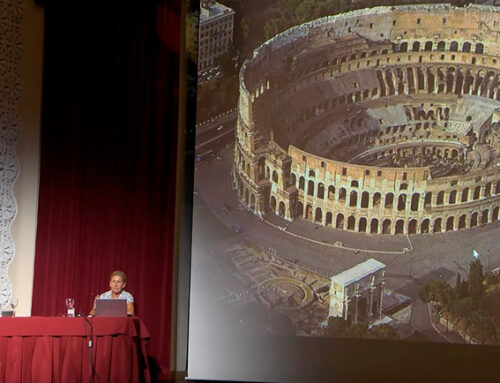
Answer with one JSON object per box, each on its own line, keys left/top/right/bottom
{"left": 95, "top": 298, "right": 128, "bottom": 317}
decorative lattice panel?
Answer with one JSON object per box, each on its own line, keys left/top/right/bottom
{"left": 0, "top": 0, "right": 24, "bottom": 308}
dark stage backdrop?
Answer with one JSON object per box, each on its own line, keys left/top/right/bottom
{"left": 31, "top": 1, "right": 180, "bottom": 380}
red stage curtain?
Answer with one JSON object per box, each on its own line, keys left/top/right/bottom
{"left": 31, "top": 1, "right": 180, "bottom": 381}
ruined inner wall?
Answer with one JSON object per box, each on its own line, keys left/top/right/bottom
{"left": 233, "top": 4, "right": 500, "bottom": 235}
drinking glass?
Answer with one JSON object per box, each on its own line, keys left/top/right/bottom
{"left": 65, "top": 298, "right": 75, "bottom": 317}
{"left": 10, "top": 297, "right": 18, "bottom": 310}
{"left": 9, "top": 297, "right": 18, "bottom": 317}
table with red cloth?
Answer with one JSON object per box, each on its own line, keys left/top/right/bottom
{"left": 0, "top": 316, "right": 150, "bottom": 383}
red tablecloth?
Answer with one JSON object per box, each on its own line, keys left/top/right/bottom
{"left": 0, "top": 316, "right": 150, "bottom": 383}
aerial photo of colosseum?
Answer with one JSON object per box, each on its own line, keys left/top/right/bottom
{"left": 233, "top": 4, "right": 500, "bottom": 236}
{"left": 192, "top": 1, "right": 500, "bottom": 345}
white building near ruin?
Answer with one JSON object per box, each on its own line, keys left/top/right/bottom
{"left": 197, "top": 0, "right": 234, "bottom": 72}
{"left": 329, "top": 258, "right": 386, "bottom": 324}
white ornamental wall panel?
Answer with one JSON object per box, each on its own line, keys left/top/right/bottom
{"left": 0, "top": 0, "right": 24, "bottom": 308}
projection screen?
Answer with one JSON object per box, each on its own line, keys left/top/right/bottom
{"left": 187, "top": 1, "right": 500, "bottom": 381}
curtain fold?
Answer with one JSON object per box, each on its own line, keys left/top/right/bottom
{"left": 31, "top": 1, "right": 180, "bottom": 380}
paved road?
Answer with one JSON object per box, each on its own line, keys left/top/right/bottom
{"left": 191, "top": 138, "right": 500, "bottom": 342}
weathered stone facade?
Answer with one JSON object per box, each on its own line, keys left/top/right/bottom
{"left": 233, "top": 4, "right": 500, "bottom": 235}
{"left": 329, "top": 258, "right": 386, "bottom": 324}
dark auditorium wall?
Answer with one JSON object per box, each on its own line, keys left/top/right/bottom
{"left": 31, "top": 1, "right": 181, "bottom": 380}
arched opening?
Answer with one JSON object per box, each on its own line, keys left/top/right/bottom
{"left": 424, "top": 192, "right": 432, "bottom": 207}
{"left": 279, "top": 202, "right": 286, "bottom": 217}
{"left": 450, "top": 41, "right": 458, "bottom": 52}
{"left": 315, "top": 207, "right": 322, "bottom": 223}
{"left": 303, "top": 204, "right": 312, "bottom": 220}
{"left": 408, "top": 219, "right": 417, "bottom": 234}
{"left": 473, "top": 185, "right": 481, "bottom": 200}
{"left": 395, "top": 219, "right": 405, "bottom": 234}
{"left": 485, "top": 182, "right": 492, "bottom": 197}
{"left": 250, "top": 194, "right": 256, "bottom": 211}
{"left": 411, "top": 193, "right": 420, "bottom": 211}
{"left": 496, "top": 180, "right": 500, "bottom": 194}
{"left": 475, "top": 43, "right": 484, "bottom": 54}
{"left": 458, "top": 214, "right": 467, "bottom": 229}
{"left": 317, "top": 183, "right": 325, "bottom": 199}
{"left": 385, "top": 193, "right": 394, "bottom": 209}
{"left": 307, "top": 180, "right": 314, "bottom": 196}
{"left": 461, "top": 187, "right": 469, "bottom": 202}
{"left": 297, "top": 201, "right": 304, "bottom": 217}
{"left": 328, "top": 185, "right": 335, "bottom": 200}
{"left": 359, "top": 217, "right": 367, "bottom": 233}
{"left": 446, "top": 216, "right": 454, "bottom": 232}
{"left": 373, "top": 192, "right": 381, "bottom": 207}
{"left": 370, "top": 219, "right": 379, "bottom": 234}
{"left": 336, "top": 214, "right": 345, "bottom": 229}
{"left": 437, "top": 41, "right": 445, "bottom": 51}
{"left": 462, "top": 42, "right": 471, "bottom": 52}
{"left": 244, "top": 189, "right": 249, "bottom": 204}
{"left": 433, "top": 218, "right": 442, "bottom": 233}
{"left": 400, "top": 42, "right": 408, "bottom": 52}
{"left": 427, "top": 71, "right": 435, "bottom": 94}
{"left": 436, "top": 191, "right": 445, "bottom": 205}
{"left": 349, "top": 190, "right": 358, "bottom": 207}
{"left": 424, "top": 41, "right": 433, "bottom": 51}
{"left": 412, "top": 41, "right": 420, "bottom": 52}
{"left": 272, "top": 170, "right": 278, "bottom": 183}
{"left": 299, "top": 177, "right": 305, "bottom": 190}
{"left": 382, "top": 219, "right": 391, "bottom": 234}
{"left": 449, "top": 190, "right": 457, "bottom": 204}
{"left": 481, "top": 209, "right": 489, "bottom": 224}
{"left": 270, "top": 196, "right": 277, "bottom": 211}
{"left": 291, "top": 173, "right": 296, "bottom": 187}
{"left": 470, "top": 212, "right": 478, "bottom": 227}
{"left": 326, "top": 212, "right": 333, "bottom": 226}
{"left": 339, "top": 188, "right": 347, "bottom": 203}
{"left": 347, "top": 216, "right": 355, "bottom": 230}
{"left": 421, "top": 219, "right": 430, "bottom": 233}
{"left": 455, "top": 69, "right": 464, "bottom": 94}
{"left": 398, "top": 194, "right": 407, "bottom": 211}
{"left": 361, "top": 192, "right": 369, "bottom": 208}
{"left": 493, "top": 206, "right": 499, "bottom": 221}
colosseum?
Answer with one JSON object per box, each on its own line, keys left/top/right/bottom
{"left": 232, "top": 4, "right": 500, "bottom": 235}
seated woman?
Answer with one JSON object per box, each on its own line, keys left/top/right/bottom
{"left": 89, "top": 270, "right": 135, "bottom": 316}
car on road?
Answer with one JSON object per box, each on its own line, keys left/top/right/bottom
{"left": 231, "top": 224, "right": 242, "bottom": 233}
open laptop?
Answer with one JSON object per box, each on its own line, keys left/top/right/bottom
{"left": 95, "top": 298, "right": 128, "bottom": 317}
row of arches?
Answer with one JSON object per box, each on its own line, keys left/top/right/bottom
{"left": 287, "top": 65, "right": 499, "bottom": 138}
{"left": 398, "top": 40, "right": 484, "bottom": 54}
{"left": 277, "top": 37, "right": 494, "bottom": 99}
{"left": 293, "top": 176, "right": 500, "bottom": 212}
{"left": 377, "top": 66, "right": 500, "bottom": 100}
{"left": 296, "top": 203, "right": 500, "bottom": 234}
{"left": 235, "top": 176, "right": 257, "bottom": 212}
{"left": 324, "top": 40, "right": 484, "bottom": 70}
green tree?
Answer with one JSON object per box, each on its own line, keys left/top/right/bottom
{"left": 455, "top": 273, "right": 468, "bottom": 299}
{"left": 368, "top": 324, "right": 400, "bottom": 340}
{"left": 294, "top": 0, "right": 317, "bottom": 24}
{"left": 467, "top": 311, "right": 495, "bottom": 344}
{"left": 419, "top": 279, "right": 453, "bottom": 309}
{"left": 468, "top": 259, "right": 485, "bottom": 301}
{"left": 325, "top": 317, "right": 349, "bottom": 337}
{"left": 449, "top": 297, "right": 476, "bottom": 326}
